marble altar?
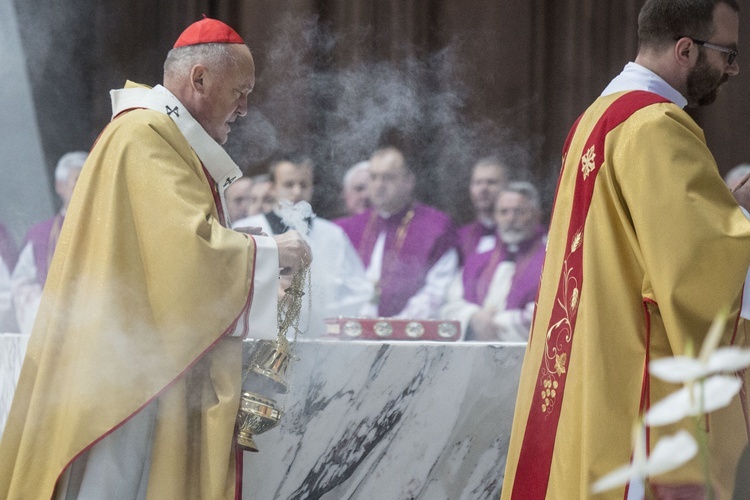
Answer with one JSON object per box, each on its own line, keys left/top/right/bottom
{"left": 242, "top": 340, "right": 525, "bottom": 500}
{"left": 0, "top": 334, "right": 525, "bottom": 499}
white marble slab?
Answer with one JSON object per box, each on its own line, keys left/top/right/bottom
{"left": 0, "top": 333, "right": 30, "bottom": 436}
{"left": 242, "top": 340, "right": 525, "bottom": 500}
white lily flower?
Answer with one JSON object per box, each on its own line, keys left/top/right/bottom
{"left": 591, "top": 428, "right": 698, "bottom": 494}
{"left": 644, "top": 375, "right": 742, "bottom": 427}
{"left": 649, "top": 348, "right": 750, "bottom": 383}
{"left": 649, "top": 311, "right": 750, "bottom": 384}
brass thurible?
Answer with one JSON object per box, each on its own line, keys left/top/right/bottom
{"left": 236, "top": 263, "right": 310, "bottom": 452}
{"left": 236, "top": 336, "right": 292, "bottom": 452}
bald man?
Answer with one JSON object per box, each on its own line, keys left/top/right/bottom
{"left": 0, "top": 18, "right": 310, "bottom": 500}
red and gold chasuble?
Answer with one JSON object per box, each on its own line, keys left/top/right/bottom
{"left": 502, "top": 91, "right": 750, "bottom": 499}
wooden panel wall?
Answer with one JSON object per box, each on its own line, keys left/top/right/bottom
{"left": 15, "top": 0, "right": 750, "bottom": 221}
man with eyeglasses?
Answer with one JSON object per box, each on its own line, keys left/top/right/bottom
{"left": 502, "top": 1, "right": 750, "bottom": 499}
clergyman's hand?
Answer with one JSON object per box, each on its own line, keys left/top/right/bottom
{"left": 273, "top": 230, "right": 312, "bottom": 276}
{"left": 469, "top": 308, "right": 501, "bottom": 341}
{"left": 731, "top": 172, "right": 750, "bottom": 212}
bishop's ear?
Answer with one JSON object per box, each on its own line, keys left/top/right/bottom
{"left": 190, "top": 64, "right": 208, "bottom": 93}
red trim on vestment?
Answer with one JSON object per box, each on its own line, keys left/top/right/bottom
{"left": 527, "top": 114, "right": 584, "bottom": 344}
{"left": 730, "top": 290, "right": 743, "bottom": 346}
{"left": 734, "top": 297, "right": 750, "bottom": 441}
{"left": 235, "top": 439, "right": 244, "bottom": 500}
{"left": 510, "top": 91, "right": 670, "bottom": 499}
{"left": 624, "top": 299, "right": 655, "bottom": 499}
{"left": 221, "top": 235, "right": 256, "bottom": 340}
{"left": 203, "top": 165, "right": 257, "bottom": 497}
{"left": 727, "top": 293, "right": 750, "bottom": 440}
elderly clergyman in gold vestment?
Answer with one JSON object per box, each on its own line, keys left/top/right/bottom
{"left": 502, "top": 1, "right": 750, "bottom": 499}
{"left": 0, "top": 18, "right": 311, "bottom": 500}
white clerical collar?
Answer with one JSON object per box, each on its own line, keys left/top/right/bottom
{"left": 600, "top": 62, "right": 687, "bottom": 109}
{"left": 479, "top": 216, "right": 494, "bottom": 228}
{"left": 109, "top": 83, "right": 242, "bottom": 192}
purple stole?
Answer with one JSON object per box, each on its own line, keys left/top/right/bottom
{"left": 24, "top": 214, "right": 64, "bottom": 285}
{"left": 336, "top": 203, "right": 457, "bottom": 317}
{"left": 461, "top": 226, "right": 546, "bottom": 309}
{"left": 457, "top": 220, "right": 495, "bottom": 263}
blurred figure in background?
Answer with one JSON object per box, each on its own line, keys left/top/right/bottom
{"left": 246, "top": 173, "right": 274, "bottom": 216}
{"left": 12, "top": 151, "right": 86, "bottom": 333}
{"left": 441, "top": 182, "right": 545, "bottom": 341}
{"left": 0, "top": 223, "right": 18, "bottom": 273}
{"left": 0, "top": 223, "right": 18, "bottom": 332}
{"left": 457, "top": 157, "right": 510, "bottom": 262}
{"left": 224, "top": 176, "right": 254, "bottom": 223}
{"left": 235, "top": 154, "right": 372, "bottom": 336}
{"left": 337, "top": 146, "right": 458, "bottom": 319}
{"left": 341, "top": 160, "right": 370, "bottom": 216}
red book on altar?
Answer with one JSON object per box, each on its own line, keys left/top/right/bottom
{"left": 323, "top": 317, "right": 461, "bottom": 341}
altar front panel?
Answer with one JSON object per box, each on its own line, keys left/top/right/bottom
{"left": 243, "top": 340, "right": 525, "bottom": 500}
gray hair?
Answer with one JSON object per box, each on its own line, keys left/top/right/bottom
{"left": 497, "top": 181, "right": 540, "bottom": 209}
{"left": 343, "top": 161, "right": 370, "bottom": 188}
{"left": 163, "top": 43, "right": 239, "bottom": 80}
{"left": 55, "top": 151, "right": 88, "bottom": 182}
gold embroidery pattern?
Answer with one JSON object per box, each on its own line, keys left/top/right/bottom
{"left": 581, "top": 145, "right": 596, "bottom": 180}
{"left": 540, "top": 378, "right": 559, "bottom": 413}
{"left": 540, "top": 225, "right": 583, "bottom": 414}
{"left": 570, "top": 228, "right": 582, "bottom": 253}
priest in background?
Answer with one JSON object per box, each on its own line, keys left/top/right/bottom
{"left": 234, "top": 154, "right": 373, "bottom": 336}
{"left": 441, "top": 182, "right": 545, "bottom": 341}
{"left": 224, "top": 175, "right": 254, "bottom": 223}
{"left": 247, "top": 173, "right": 275, "bottom": 216}
{"left": 0, "top": 222, "right": 18, "bottom": 332}
{"left": 457, "top": 156, "right": 510, "bottom": 262}
{"left": 340, "top": 160, "right": 371, "bottom": 216}
{"left": 11, "top": 151, "right": 86, "bottom": 333}
{"left": 0, "top": 18, "right": 310, "bottom": 500}
{"left": 337, "top": 146, "right": 458, "bottom": 319}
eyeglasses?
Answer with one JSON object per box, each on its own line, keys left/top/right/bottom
{"left": 677, "top": 36, "right": 738, "bottom": 65}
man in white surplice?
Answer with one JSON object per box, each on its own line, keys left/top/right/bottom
{"left": 234, "top": 154, "right": 373, "bottom": 336}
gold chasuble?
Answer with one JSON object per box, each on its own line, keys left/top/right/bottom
{"left": 0, "top": 83, "right": 276, "bottom": 499}
{"left": 502, "top": 91, "right": 750, "bottom": 499}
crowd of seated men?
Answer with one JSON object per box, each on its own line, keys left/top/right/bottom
{"left": 16, "top": 144, "right": 701, "bottom": 342}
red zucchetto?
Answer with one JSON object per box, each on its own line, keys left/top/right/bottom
{"left": 173, "top": 16, "right": 245, "bottom": 48}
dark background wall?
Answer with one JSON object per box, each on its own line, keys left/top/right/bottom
{"left": 15, "top": 0, "right": 750, "bottom": 222}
